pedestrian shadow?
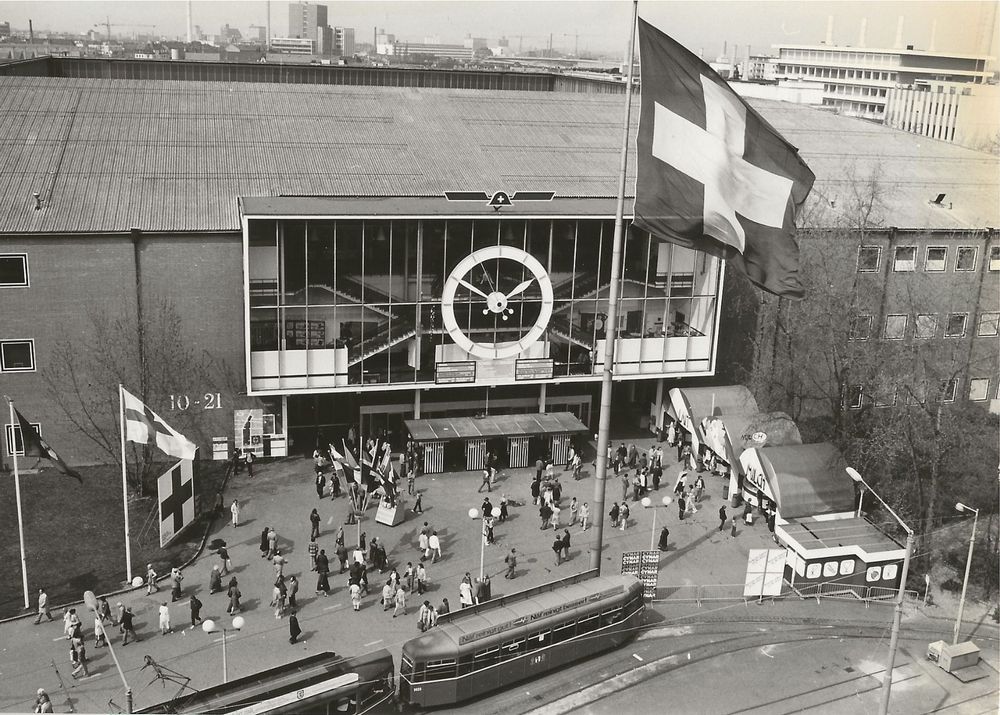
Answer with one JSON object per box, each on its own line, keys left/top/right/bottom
{"left": 660, "top": 529, "right": 716, "bottom": 568}
{"left": 236, "top": 518, "right": 257, "bottom": 528}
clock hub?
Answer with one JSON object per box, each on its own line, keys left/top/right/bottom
{"left": 487, "top": 292, "right": 508, "bottom": 313}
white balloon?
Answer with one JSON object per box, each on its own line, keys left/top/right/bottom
{"left": 231, "top": 615, "right": 245, "bottom": 630}
{"left": 202, "top": 619, "right": 216, "bottom": 634}
{"left": 468, "top": 508, "right": 479, "bottom": 519}
{"left": 491, "top": 507, "right": 501, "bottom": 518}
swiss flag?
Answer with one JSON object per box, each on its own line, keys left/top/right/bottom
{"left": 633, "top": 18, "right": 815, "bottom": 298}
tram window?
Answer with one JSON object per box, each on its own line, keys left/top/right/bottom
{"left": 400, "top": 656, "right": 414, "bottom": 676}
{"left": 456, "top": 656, "right": 474, "bottom": 676}
{"left": 578, "top": 613, "right": 600, "bottom": 635}
{"left": 425, "top": 659, "right": 457, "bottom": 680}
{"left": 473, "top": 647, "right": 499, "bottom": 670}
{"left": 552, "top": 622, "right": 576, "bottom": 643}
{"left": 601, "top": 608, "right": 621, "bottom": 627}
{"left": 527, "top": 630, "right": 550, "bottom": 651}
{"left": 500, "top": 638, "right": 525, "bottom": 661}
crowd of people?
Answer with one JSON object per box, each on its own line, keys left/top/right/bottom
{"left": 28, "top": 420, "right": 783, "bottom": 710}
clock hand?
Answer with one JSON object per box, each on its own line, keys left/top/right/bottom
{"left": 457, "top": 278, "right": 491, "bottom": 300}
{"left": 504, "top": 279, "right": 535, "bottom": 300}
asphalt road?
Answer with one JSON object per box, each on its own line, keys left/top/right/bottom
{"left": 428, "top": 616, "right": 1000, "bottom": 715}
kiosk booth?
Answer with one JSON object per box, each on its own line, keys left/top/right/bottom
{"left": 738, "top": 443, "right": 907, "bottom": 595}
{"left": 404, "top": 412, "right": 589, "bottom": 475}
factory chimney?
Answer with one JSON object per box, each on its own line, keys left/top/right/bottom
{"left": 893, "top": 16, "right": 904, "bottom": 49}
{"left": 186, "top": 0, "right": 192, "bottom": 43}
{"left": 858, "top": 17, "right": 867, "bottom": 47}
{"left": 824, "top": 15, "right": 833, "bottom": 44}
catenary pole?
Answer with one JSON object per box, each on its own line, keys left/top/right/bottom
{"left": 119, "top": 384, "right": 134, "bottom": 583}
{"left": 589, "top": 0, "right": 639, "bottom": 574}
{"left": 8, "top": 397, "right": 31, "bottom": 609}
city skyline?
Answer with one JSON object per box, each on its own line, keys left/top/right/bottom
{"left": 1, "top": 1, "right": 997, "bottom": 58}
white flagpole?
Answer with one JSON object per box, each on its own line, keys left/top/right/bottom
{"left": 119, "top": 384, "right": 134, "bottom": 583}
{"left": 7, "top": 398, "right": 31, "bottom": 609}
{"left": 589, "top": 0, "right": 639, "bottom": 574}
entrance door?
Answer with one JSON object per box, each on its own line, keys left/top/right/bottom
{"left": 509, "top": 436, "right": 530, "bottom": 468}
{"left": 466, "top": 439, "right": 487, "bottom": 471}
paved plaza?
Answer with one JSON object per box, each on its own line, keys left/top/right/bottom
{"left": 1, "top": 435, "right": 995, "bottom": 713}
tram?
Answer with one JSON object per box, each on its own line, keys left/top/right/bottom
{"left": 398, "top": 572, "right": 644, "bottom": 707}
{"left": 137, "top": 649, "right": 395, "bottom": 714}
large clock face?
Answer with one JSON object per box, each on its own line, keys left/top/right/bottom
{"left": 441, "top": 245, "right": 554, "bottom": 360}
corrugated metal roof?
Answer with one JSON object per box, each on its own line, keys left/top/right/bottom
{"left": 0, "top": 76, "right": 995, "bottom": 234}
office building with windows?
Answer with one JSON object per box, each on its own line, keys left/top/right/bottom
{"left": 771, "top": 43, "right": 993, "bottom": 120}
{"left": 288, "top": 2, "right": 327, "bottom": 42}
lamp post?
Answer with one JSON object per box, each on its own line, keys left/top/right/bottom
{"left": 846, "top": 467, "right": 914, "bottom": 715}
{"left": 640, "top": 495, "right": 673, "bottom": 551}
{"left": 468, "top": 508, "right": 485, "bottom": 581}
{"left": 202, "top": 615, "right": 244, "bottom": 683}
{"left": 953, "top": 502, "right": 979, "bottom": 645}
{"left": 84, "top": 591, "right": 132, "bottom": 713}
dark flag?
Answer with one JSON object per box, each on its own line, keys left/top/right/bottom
{"left": 634, "top": 18, "right": 815, "bottom": 298}
{"left": 14, "top": 407, "right": 82, "bottom": 482}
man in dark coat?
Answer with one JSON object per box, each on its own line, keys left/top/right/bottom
{"left": 288, "top": 611, "right": 301, "bottom": 644}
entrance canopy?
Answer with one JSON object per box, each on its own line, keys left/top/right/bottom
{"left": 748, "top": 443, "right": 856, "bottom": 520}
{"left": 404, "top": 412, "right": 588, "bottom": 442}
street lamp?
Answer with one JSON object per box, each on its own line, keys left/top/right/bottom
{"left": 202, "top": 615, "right": 245, "bottom": 683}
{"left": 84, "top": 591, "right": 132, "bottom": 713}
{"left": 468, "top": 508, "right": 486, "bottom": 581}
{"left": 953, "top": 502, "right": 979, "bottom": 645}
{"left": 846, "top": 467, "right": 914, "bottom": 715}
{"left": 640, "top": 495, "right": 673, "bottom": 551}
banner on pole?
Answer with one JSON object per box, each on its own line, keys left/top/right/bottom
{"left": 158, "top": 458, "right": 196, "bottom": 547}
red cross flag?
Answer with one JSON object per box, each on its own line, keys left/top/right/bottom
{"left": 634, "top": 18, "right": 815, "bottom": 298}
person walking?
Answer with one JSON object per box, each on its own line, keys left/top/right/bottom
{"left": 478, "top": 468, "right": 492, "bottom": 493}
{"left": 189, "top": 594, "right": 202, "bottom": 630}
{"left": 230, "top": 498, "right": 241, "bottom": 527}
{"left": 308, "top": 536, "right": 319, "bottom": 571}
{"left": 412, "top": 491, "right": 424, "bottom": 514}
{"left": 316, "top": 550, "right": 331, "bottom": 597}
{"left": 418, "top": 601, "right": 432, "bottom": 632}
{"left": 579, "top": 502, "right": 590, "bottom": 531}
{"left": 499, "top": 494, "right": 509, "bottom": 522}
{"left": 694, "top": 475, "right": 705, "bottom": 503}
{"left": 730, "top": 516, "right": 738, "bottom": 537}
{"left": 393, "top": 583, "right": 408, "bottom": 618}
{"left": 146, "top": 564, "right": 159, "bottom": 594}
{"left": 418, "top": 529, "right": 429, "bottom": 561}
{"left": 428, "top": 531, "right": 442, "bottom": 562}
{"left": 94, "top": 615, "right": 107, "bottom": 648}
{"left": 619, "top": 502, "right": 630, "bottom": 531}
{"left": 459, "top": 579, "right": 475, "bottom": 608}
{"left": 158, "top": 602, "right": 171, "bottom": 635}
{"left": 245, "top": 449, "right": 254, "bottom": 478}
{"left": 273, "top": 550, "right": 287, "bottom": 578}
{"left": 381, "top": 581, "right": 395, "bottom": 612}
{"left": 120, "top": 607, "right": 138, "bottom": 645}
{"left": 569, "top": 497, "right": 578, "bottom": 525}
{"left": 33, "top": 588, "right": 53, "bottom": 624}
{"left": 718, "top": 505, "right": 728, "bottom": 532}
{"left": 170, "top": 567, "right": 184, "bottom": 602}
{"left": 266, "top": 527, "right": 278, "bottom": 560}
{"left": 34, "top": 688, "right": 54, "bottom": 713}
{"left": 227, "top": 580, "right": 242, "bottom": 614}
{"left": 271, "top": 577, "right": 287, "bottom": 619}
{"left": 620, "top": 472, "right": 630, "bottom": 502}
{"left": 552, "top": 535, "right": 563, "bottom": 566}
{"left": 539, "top": 502, "right": 552, "bottom": 530}
{"left": 416, "top": 562, "right": 428, "bottom": 594}
{"left": 677, "top": 494, "right": 686, "bottom": 521}
{"left": 209, "top": 564, "right": 223, "bottom": 594}
{"left": 310, "top": 508, "right": 321, "bottom": 539}
{"left": 530, "top": 478, "right": 541, "bottom": 506}
{"left": 658, "top": 526, "right": 670, "bottom": 551}
{"left": 315, "top": 471, "right": 326, "bottom": 500}
{"left": 609, "top": 502, "right": 620, "bottom": 529}
{"left": 288, "top": 611, "right": 301, "bottom": 644}
{"left": 287, "top": 575, "right": 299, "bottom": 609}
{"left": 743, "top": 501, "right": 753, "bottom": 526}
{"left": 350, "top": 582, "right": 362, "bottom": 612}
{"left": 214, "top": 544, "right": 230, "bottom": 575}
{"left": 259, "top": 526, "right": 270, "bottom": 558}
{"left": 504, "top": 547, "right": 517, "bottom": 579}
{"left": 335, "top": 542, "right": 348, "bottom": 574}
{"left": 561, "top": 529, "right": 571, "bottom": 561}
{"left": 70, "top": 635, "right": 89, "bottom": 679}
{"left": 98, "top": 596, "right": 114, "bottom": 626}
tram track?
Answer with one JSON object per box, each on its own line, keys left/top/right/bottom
{"left": 452, "top": 616, "right": 998, "bottom": 715}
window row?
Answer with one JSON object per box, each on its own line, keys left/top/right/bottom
{"left": 858, "top": 244, "right": 998, "bottom": 273}
{"left": 0, "top": 254, "right": 29, "bottom": 287}
{"left": 847, "top": 376, "right": 995, "bottom": 407}
{"left": 0, "top": 339, "right": 35, "bottom": 372}
{"left": 850, "top": 312, "right": 999, "bottom": 340}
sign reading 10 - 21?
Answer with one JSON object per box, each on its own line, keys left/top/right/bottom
{"left": 169, "top": 393, "right": 223, "bottom": 411}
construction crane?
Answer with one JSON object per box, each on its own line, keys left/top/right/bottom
{"left": 94, "top": 17, "right": 156, "bottom": 41}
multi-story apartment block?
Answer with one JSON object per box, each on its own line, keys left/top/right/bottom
{"left": 288, "top": 2, "right": 327, "bottom": 42}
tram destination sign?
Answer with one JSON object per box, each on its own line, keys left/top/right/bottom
{"left": 435, "top": 361, "right": 477, "bottom": 384}
{"left": 515, "top": 358, "right": 554, "bottom": 381}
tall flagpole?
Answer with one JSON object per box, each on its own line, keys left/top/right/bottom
{"left": 7, "top": 398, "right": 31, "bottom": 609}
{"left": 119, "top": 384, "right": 134, "bottom": 583}
{"left": 589, "top": 0, "right": 639, "bottom": 574}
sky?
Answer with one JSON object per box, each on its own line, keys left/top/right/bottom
{"left": 1, "top": 0, "right": 997, "bottom": 58}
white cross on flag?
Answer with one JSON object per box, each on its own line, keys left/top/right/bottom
{"left": 634, "top": 18, "right": 815, "bottom": 298}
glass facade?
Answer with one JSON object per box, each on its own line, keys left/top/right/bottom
{"left": 246, "top": 216, "right": 721, "bottom": 393}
